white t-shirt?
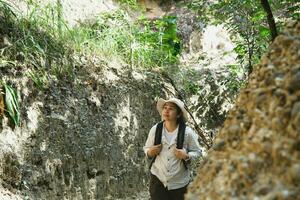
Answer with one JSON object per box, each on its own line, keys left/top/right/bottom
{"left": 163, "top": 125, "right": 178, "bottom": 145}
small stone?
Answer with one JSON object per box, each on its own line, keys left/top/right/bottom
{"left": 254, "top": 90, "right": 267, "bottom": 105}
{"left": 232, "top": 141, "right": 238, "bottom": 148}
{"left": 257, "top": 186, "right": 271, "bottom": 195}
{"left": 292, "top": 141, "right": 300, "bottom": 151}
{"left": 212, "top": 139, "right": 226, "bottom": 151}
{"left": 228, "top": 124, "right": 241, "bottom": 135}
{"left": 263, "top": 141, "right": 273, "bottom": 154}
{"left": 248, "top": 153, "right": 256, "bottom": 161}
{"left": 290, "top": 164, "right": 300, "bottom": 183}
{"left": 291, "top": 113, "right": 300, "bottom": 132}
{"left": 228, "top": 164, "right": 236, "bottom": 173}
{"left": 275, "top": 77, "right": 284, "bottom": 86}
{"left": 282, "top": 190, "right": 291, "bottom": 199}
{"left": 291, "top": 102, "right": 300, "bottom": 119}
{"left": 271, "top": 117, "right": 285, "bottom": 130}
{"left": 288, "top": 71, "right": 300, "bottom": 91}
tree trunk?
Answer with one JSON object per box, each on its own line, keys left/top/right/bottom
{"left": 260, "top": 0, "right": 278, "bottom": 41}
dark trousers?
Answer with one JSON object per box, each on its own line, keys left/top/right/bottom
{"left": 149, "top": 174, "right": 188, "bottom": 200}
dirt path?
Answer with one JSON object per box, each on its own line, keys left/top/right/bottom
{"left": 111, "top": 191, "right": 149, "bottom": 200}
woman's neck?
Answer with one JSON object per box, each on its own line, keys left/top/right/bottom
{"left": 164, "top": 120, "right": 178, "bottom": 133}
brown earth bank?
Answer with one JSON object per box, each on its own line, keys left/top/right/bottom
{"left": 186, "top": 21, "right": 300, "bottom": 200}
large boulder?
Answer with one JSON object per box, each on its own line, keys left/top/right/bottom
{"left": 186, "top": 21, "right": 300, "bottom": 200}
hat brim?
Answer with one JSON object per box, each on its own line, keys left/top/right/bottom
{"left": 156, "top": 98, "right": 188, "bottom": 121}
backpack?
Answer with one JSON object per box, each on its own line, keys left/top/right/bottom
{"left": 149, "top": 121, "right": 188, "bottom": 169}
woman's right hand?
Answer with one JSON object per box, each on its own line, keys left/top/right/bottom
{"left": 147, "top": 144, "right": 162, "bottom": 157}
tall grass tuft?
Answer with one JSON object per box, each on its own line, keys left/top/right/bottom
{"left": 0, "top": 0, "right": 181, "bottom": 82}
{"left": 65, "top": 11, "right": 181, "bottom": 69}
{"left": 0, "top": 0, "right": 72, "bottom": 78}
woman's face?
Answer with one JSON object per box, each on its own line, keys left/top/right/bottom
{"left": 162, "top": 102, "right": 180, "bottom": 122}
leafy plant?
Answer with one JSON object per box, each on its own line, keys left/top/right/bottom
{"left": 3, "top": 83, "right": 20, "bottom": 126}
{"left": 133, "top": 15, "right": 181, "bottom": 68}
{"left": 185, "top": 0, "right": 299, "bottom": 74}
{"left": 117, "top": 0, "right": 139, "bottom": 10}
{"left": 0, "top": 0, "right": 72, "bottom": 78}
{"left": 67, "top": 11, "right": 181, "bottom": 69}
{"left": 27, "top": 69, "right": 48, "bottom": 90}
{"left": 1, "top": 0, "right": 183, "bottom": 79}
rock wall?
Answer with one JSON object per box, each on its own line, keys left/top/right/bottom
{"left": 186, "top": 21, "right": 300, "bottom": 200}
{"left": 0, "top": 61, "right": 167, "bottom": 199}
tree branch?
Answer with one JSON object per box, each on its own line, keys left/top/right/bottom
{"left": 260, "top": 0, "right": 278, "bottom": 41}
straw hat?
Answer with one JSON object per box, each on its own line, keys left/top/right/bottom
{"left": 156, "top": 98, "right": 188, "bottom": 121}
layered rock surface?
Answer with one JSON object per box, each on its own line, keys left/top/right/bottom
{"left": 186, "top": 21, "right": 300, "bottom": 200}
{"left": 0, "top": 61, "right": 167, "bottom": 199}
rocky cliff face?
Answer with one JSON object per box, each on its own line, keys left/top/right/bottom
{"left": 0, "top": 60, "right": 169, "bottom": 199}
{"left": 186, "top": 21, "right": 300, "bottom": 200}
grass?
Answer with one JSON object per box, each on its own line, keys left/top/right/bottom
{"left": 0, "top": 0, "right": 182, "bottom": 126}
{"left": 64, "top": 11, "right": 181, "bottom": 69}
{"left": 0, "top": 0, "right": 68, "bottom": 74}
{"left": 0, "top": 0, "right": 181, "bottom": 83}
{"left": 117, "top": 0, "right": 140, "bottom": 10}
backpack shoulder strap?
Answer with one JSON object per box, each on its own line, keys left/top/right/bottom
{"left": 154, "top": 121, "right": 164, "bottom": 145}
{"left": 149, "top": 121, "right": 164, "bottom": 170}
{"left": 177, "top": 122, "right": 188, "bottom": 170}
{"left": 176, "top": 122, "right": 186, "bottom": 149}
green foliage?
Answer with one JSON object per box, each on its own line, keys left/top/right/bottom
{"left": 211, "top": 1, "right": 271, "bottom": 72}
{"left": 0, "top": 0, "right": 72, "bottom": 81}
{"left": 225, "top": 64, "right": 246, "bottom": 92}
{"left": 117, "top": 0, "right": 139, "bottom": 9}
{"left": 186, "top": 80, "right": 200, "bottom": 95}
{"left": 186, "top": 0, "right": 299, "bottom": 73}
{"left": 133, "top": 15, "right": 181, "bottom": 68}
{"left": 3, "top": 83, "right": 20, "bottom": 126}
{"left": 67, "top": 11, "right": 180, "bottom": 69}
{"left": 1, "top": 0, "right": 182, "bottom": 85}
{"left": 271, "top": 0, "right": 300, "bottom": 30}
{"left": 26, "top": 70, "right": 49, "bottom": 90}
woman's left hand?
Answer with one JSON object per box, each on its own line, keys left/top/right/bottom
{"left": 174, "top": 148, "right": 189, "bottom": 160}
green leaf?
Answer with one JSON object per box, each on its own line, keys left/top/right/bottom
{"left": 259, "top": 26, "right": 270, "bottom": 38}
{"left": 4, "top": 84, "right": 20, "bottom": 126}
{"left": 252, "top": 11, "right": 265, "bottom": 22}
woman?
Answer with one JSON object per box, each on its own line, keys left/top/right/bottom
{"left": 144, "top": 97, "right": 202, "bottom": 200}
